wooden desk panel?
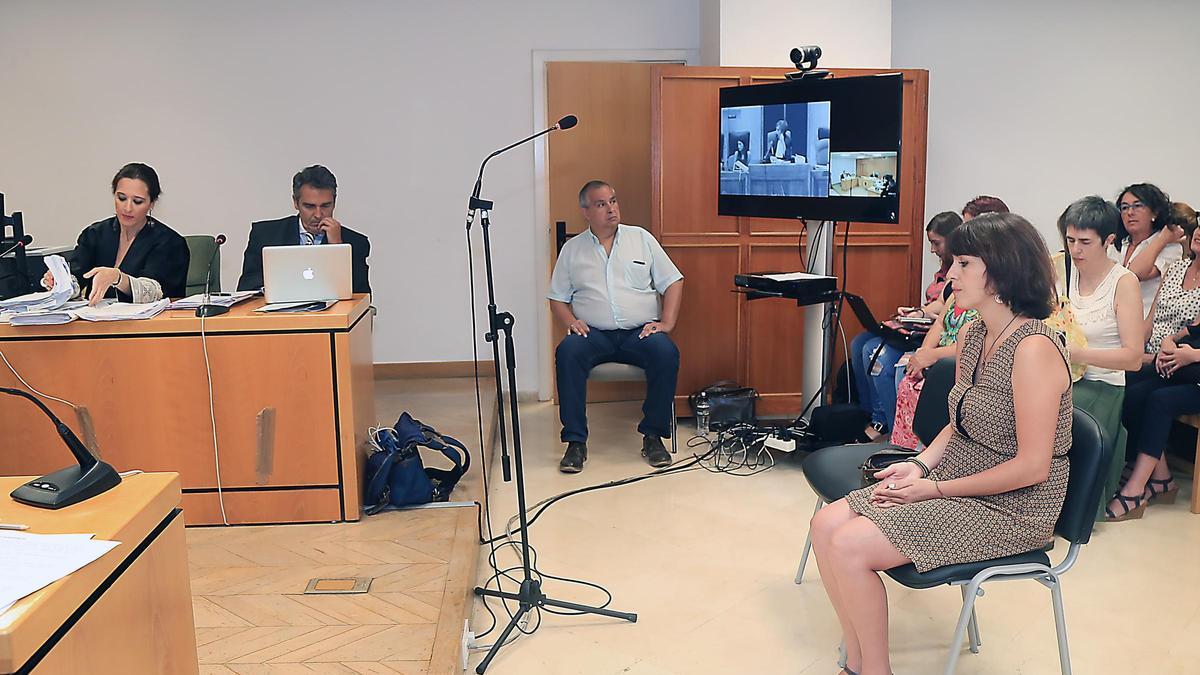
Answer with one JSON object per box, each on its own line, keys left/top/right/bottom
{"left": 0, "top": 296, "right": 375, "bottom": 525}
{"left": 0, "top": 473, "right": 197, "bottom": 675}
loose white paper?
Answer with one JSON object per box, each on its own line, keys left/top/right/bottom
{"left": 0, "top": 531, "right": 120, "bottom": 617}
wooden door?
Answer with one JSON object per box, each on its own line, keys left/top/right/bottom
{"left": 546, "top": 61, "right": 656, "bottom": 401}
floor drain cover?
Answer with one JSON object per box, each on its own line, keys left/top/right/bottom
{"left": 304, "top": 577, "right": 373, "bottom": 594}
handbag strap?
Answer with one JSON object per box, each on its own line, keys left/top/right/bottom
{"left": 363, "top": 449, "right": 398, "bottom": 516}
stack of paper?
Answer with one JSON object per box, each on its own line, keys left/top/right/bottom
{"left": 73, "top": 299, "right": 169, "bottom": 322}
{"left": 166, "top": 290, "right": 259, "bottom": 310}
{"left": 0, "top": 531, "right": 121, "bottom": 617}
{"left": 0, "top": 255, "right": 75, "bottom": 315}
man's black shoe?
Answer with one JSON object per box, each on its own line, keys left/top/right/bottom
{"left": 642, "top": 435, "right": 671, "bottom": 468}
{"left": 559, "top": 441, "right": 587, "bottom": 473}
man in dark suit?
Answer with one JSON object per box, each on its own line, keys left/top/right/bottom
{"left": 237, "top": 165, "right": 371, "bottom": 293}
{"left": 765, "top": 120, "right": 794, "bottom": 163}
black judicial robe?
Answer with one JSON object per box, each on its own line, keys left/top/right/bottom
{"left": 68, "top": 217, "right": 190, "bottom": 300}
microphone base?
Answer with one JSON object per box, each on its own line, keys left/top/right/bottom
{"left": 10, "top": 460, "right": 122, "bottom": 509}
{"left": 195, "top": 304, "right": 230, "bottom": 318}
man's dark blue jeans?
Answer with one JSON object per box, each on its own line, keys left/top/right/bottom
{"left": 555, "top": 328, "right": 680, "bottom": 443}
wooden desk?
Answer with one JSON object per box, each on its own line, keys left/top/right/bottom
{"left": 0, "top": 473, "right": 197, "bottom": 674}
{"left": 0, "top": 296, "right": 376, "bottom": 525}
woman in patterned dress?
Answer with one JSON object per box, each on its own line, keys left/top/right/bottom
{"left": 1108, "top": 225, "right": 1200, "bottom": 519}
{"left": 808, "top": 213, "right": 1071, "bottom": 675}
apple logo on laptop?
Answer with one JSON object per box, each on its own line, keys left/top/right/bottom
{"left": 302, "top": 267, "right": 315, "bottom": 280}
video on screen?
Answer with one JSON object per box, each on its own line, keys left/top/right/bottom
{"left": 719, "top": 102, "right": 832, "bottom": 197}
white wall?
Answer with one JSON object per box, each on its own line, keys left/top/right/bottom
{"left": 718, "top": 0, "right": 892, "bottom": 68}
{"left": 893, "top": 0, "right": 1200, "bottom": 284}
{"left": 0, "top": 0, "right": 699, "bottom": 392}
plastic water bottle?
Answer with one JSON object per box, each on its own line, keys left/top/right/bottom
{"left": 695, "top": 392, "right": 711, "bottom": 436}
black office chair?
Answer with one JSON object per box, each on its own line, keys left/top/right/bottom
{"left": 879, "top": 407, "right": 1107, "bottom": 674}
{"left": 794, "top": 356, "right": 956, "bottom": 584}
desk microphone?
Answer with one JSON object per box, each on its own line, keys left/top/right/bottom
{"left": 196, "top": 234, "right": 228, "bottom": 318}
{"left": 0, "top": 234, "right": 33, "bottom": 258}
{"left": 5, "top": 387, "right": 121, "bottom": 509}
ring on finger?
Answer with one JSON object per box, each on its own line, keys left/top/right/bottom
{"left": 887, "top": 482, "right": 897, "bottom": 489}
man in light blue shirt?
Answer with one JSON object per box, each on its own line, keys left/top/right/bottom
{"left": 548, "top": 181, "right": 684, "bottom": 473}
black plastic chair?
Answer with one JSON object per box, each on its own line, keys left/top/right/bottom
{"left": 794, "top": 356, "right": 956, "bottom": 583}
{"left": 877, "top": 407, "right": 1107, "bottom": 674}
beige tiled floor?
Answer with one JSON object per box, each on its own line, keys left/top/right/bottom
{"left": 469, "top": 399, "right": 1200, "bottom": 674}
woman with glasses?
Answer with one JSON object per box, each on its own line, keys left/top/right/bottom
{"left": 1109, "top": 224, "right": 1200, "bottom": 519}
{"left": 1108, "top": 183, "right": 1184, "bottom": 318}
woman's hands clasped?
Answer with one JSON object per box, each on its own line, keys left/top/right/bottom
{"left": 868, "top": 461, "right": 940, "bottom": 507}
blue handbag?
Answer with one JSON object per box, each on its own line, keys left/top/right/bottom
{"left": 363, "top": 412, "right": 471, "bottom": 515}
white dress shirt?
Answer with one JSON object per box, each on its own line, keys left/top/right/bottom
{"left": 548, "top": 224, "right": 683, "bottom": 330}
{"left": 1107, "top": 229, "right": 1183, "bottom": 318}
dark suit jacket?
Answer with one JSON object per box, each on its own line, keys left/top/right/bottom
{"left": 236, "top": 215, "right": 371, "bottom": 293}
{"left": 70, "top": 217, "right": 190, "bottom": 300}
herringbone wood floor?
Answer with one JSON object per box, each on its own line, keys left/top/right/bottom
{"left": 190, "top": 377, "right": 494, "bottom": 675}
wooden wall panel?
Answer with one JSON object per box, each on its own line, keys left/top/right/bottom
{"left": 668, "top": 245, "right": 741, "bottom": 404}
{"left": 656, "top": 75, "right": 741, "bottom": 235}
{"left": 745, "top": 243, "right": 807, "bottom": 397}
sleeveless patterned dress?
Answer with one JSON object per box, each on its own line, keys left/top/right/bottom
{"left": 845, "top": 319, "right": 1073, "bottom": 572}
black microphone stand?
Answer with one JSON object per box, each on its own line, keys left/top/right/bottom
{"left": 468, "top": 122, "right": 636, "bottom": 675}
{"left": 195, "top": 235, "right": 227, "bottom": 318}
{"left": 4, "top": 387, "right": 121, "bottom": 509}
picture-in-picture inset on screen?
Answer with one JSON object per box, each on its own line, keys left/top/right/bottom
{"left": 829, "top": 152, "right": 898, "bottom": 198}
{"left": 719, "top": 101, "right": 831, "bottom": 198}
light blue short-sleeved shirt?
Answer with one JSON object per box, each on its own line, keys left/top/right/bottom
{"left": 548, "top": 224, "right": 683, "bottom": 330}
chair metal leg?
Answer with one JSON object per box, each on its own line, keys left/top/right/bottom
{"left": 960, "top": 585, "right": 981, "bottom": 653}
{"left": 1049, "top": 578, "right": 1072, "bottom": 674}
{"left": 670, "top": 409, "right": 677, "bottom": 454}
{"left": 795, "top": 498, "right": 825, "bottom": 584}
{"left": 942, "top": 579, "right": 982, "bottom": 675}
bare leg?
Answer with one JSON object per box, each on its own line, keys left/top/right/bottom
{"left": 1111, "top": 452, "right": 1160, "bottom": 513}
{"left": 826, "top": 515, "right": 912, "bottom": 675}
{"left": 1152, "top": 454, "right": 1172, "bottom": 480}
{"left": 810, "top": 500, "right": 863, "bottom": 673}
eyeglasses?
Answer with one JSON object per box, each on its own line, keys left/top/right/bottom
{"left": 1119, "top": 202, "right": 1147, "bottom": 214}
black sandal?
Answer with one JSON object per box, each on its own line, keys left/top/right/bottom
{"left": 1145, "top": 476, "right": 1180, "bottom": 505}
{"left": 858, "top": 421, "right": 888, "bottom": 443}
{"left": 1105, "top": 491, "right": 1147, "bottom": 522}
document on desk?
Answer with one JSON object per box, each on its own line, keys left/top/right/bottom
{"left": 0, "top": 255, "right": 75, "bottom": 313}
{"left": 0, "top": 532, "right": 120, "bottom": 617}
{"left": 73, "top": 299, "right": 169, "bottom": 322}
{"left": 255, "top": 300, "right": 336, "bottom": 313}
{"left": 167, "top": 290, "right": 260, "bottom": 310}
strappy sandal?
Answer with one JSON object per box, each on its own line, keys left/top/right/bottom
{"left": 859, "top": 421, "right": 888, "bottom": 443}
{"left": 1145, "top": 476, "right": 1180, "bottom": 505}
{"left": 840, "top": 667, "right": 858, "bottom": 675}
{"left": 1120, "top": 463, "right": 1134, "bottom": 484}
{"left": 1105, "top": 491, "right": 1147, "bottom": 522}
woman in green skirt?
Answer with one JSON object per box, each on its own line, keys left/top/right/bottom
{"left": 1056, "top": 196, "right": 1146, "bottom": 518}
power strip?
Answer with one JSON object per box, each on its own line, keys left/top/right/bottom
{"left": 764, "top": 434, "right": 796, "bottom": 453}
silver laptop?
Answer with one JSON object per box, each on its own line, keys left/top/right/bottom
{"left": 262, "top": 244, "right": 353, "bottom": 303}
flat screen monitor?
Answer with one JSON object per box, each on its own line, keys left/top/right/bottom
{"left": 717, "top": 73, "right": 903, "bottom": 223}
